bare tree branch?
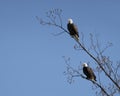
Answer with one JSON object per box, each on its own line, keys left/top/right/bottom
{"left": 63, "top": 61, "right": 110, "bottom": 96}
{"left": 37, "top": 9, "right": 120, "bottom": 96}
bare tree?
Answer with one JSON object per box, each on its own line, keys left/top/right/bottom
{"left": 36, "top": 9, "right": 120, "bottom": 96}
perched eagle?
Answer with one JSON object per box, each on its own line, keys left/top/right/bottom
{"left": 67, "top": 19, "right": 79, "bottom": 41}
{"left": 83, "top": 63, "right": 96, "bottom": 81}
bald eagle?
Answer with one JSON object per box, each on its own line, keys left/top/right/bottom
{"left": 67, "top": 19, "right": 79, "bottom": 41}
{"left": 83, "top": 63, "right": 96, "bottom": 81}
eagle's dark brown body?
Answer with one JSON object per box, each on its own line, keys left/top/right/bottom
{"left": 67, "top": 19, "right": 79, "bottom": 41}
{"left": 83, "top": 63, "right": 96, "bottom": 81}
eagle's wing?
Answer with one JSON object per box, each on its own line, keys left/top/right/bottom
{"left": 73, "top": 24, "right": 79, "bottom": 37}
{"left": 87, "top": 67, "right": 96, "bottom": 81}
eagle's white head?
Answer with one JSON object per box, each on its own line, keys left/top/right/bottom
{"left": 68, "top": 18, "right": 73, "bottom": 24}
{"left": 83, "top": 63, "right": 88, "bottom": 67}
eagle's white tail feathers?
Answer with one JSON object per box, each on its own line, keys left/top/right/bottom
{"left": 91, "top": 78, "right": 96, "bottom": 81}
{"left": 73, "top": 35, "right": 79, "bottom": 42}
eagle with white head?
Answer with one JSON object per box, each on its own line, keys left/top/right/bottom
{"left": 83, "top": 63, "right": 96, "bottom": 81}
{"left": 67, "top": 19, "right": 79, "bottom": 41}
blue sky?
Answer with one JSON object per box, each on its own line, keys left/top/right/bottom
{"left": 0, "top": 0, "right": 120, "bottom": 96}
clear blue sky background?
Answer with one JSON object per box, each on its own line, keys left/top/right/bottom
{"left": 0, "top": 0, "right": 120, "bottom": 96}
